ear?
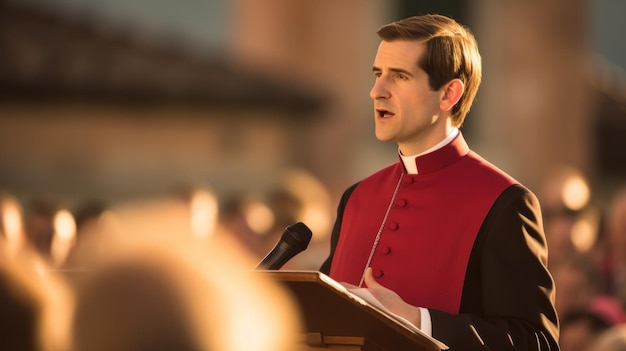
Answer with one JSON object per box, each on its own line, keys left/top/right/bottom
{"left": 440, "top": 78, "right": 464, "bottom": 112}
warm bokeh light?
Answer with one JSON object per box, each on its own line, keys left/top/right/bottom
{"left": 570, "top": 217, "right": 597, "bottom": 253}
{"left": 243, "top": 200, "right": 275, "bottom": 235}
{"left": 51, "top": 209, "right": 77, "bottom": 267}
{"left": 540, "top": 165, "right": 592, "bottom": 215}
{"left": 562, "top": 175, "right": 591, "bottom": 212}
{"left": 54, "top": 209, "right": 76, "bottom": 241}
{"left": 189, "top": 189, "right": 219, "bottom": 239}
{"left": 1, "top": 194, "right": 25, "bottom": 254}
{"left": 300, "top": 206, "right": 329, "bottom": 232}
{"left": 2, "top": 200, "right": 23, "bottom": 241}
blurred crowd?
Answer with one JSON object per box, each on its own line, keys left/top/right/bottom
{"left": 0, "top": 168, "right": 334, "bottom": 351}
{"left": 540, "top": 165, "right": 626, "bottom": 351}
{"left": 2, "top": 163, "right": 626, "bottom": 351}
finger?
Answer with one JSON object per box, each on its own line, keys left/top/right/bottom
{"left": 363, "top": 267, "right": 381, "bottom": 288}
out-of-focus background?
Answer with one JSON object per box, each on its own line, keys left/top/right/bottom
{"left": 2, "top": 0, "right": 624, "bottom": 259}
{"left": 1, "top": 1, "right": 626, "bottom": 349}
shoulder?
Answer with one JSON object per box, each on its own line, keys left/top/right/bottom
{"left": 465, "top": 151, "right": 518, "bottom": 183}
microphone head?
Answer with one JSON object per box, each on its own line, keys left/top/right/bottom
{"left": 281, "top": 222, "right": 312, "bottom": 253}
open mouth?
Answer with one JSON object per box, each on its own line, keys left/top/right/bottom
{"left": 377, "top": 109, "right": 394, "bottom": 118}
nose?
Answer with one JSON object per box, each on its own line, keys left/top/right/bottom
{"left": 370, "top": 76, "right": 390, "bottom": 100}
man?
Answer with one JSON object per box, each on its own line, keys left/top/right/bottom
{"left": 320, "top": 14, "right": 560, "bottom": 350}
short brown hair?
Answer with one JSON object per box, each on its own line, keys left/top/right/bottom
{"left": 377, "top": 14, "right": 482, "bottom": 127}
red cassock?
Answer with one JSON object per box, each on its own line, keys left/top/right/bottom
{"left": 321, "top": 133, "right": 560, "bottom": 351}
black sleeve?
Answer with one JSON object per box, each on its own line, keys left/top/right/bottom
{"left": 319, "top": 182, "right": 359, "bottom": 274}
{"left": 430, "top": 184, "right": 560, "bottom": 351}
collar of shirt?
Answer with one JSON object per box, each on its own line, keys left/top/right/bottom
{"left": 399, "top": 127, "right": 460, "bottom": 174}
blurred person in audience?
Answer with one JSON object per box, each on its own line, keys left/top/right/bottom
{"left": 0, "top": 248, "right": 73, "bottom": 351}
{"left": 217, "top": 194, "right": 268, "bottom": 258}
{"left": 23, "top": 196, "right": 60, "bottom": 263}
{"left": 603, "top": 187, "right": 626, "bottom": 307}
{"left": 262, "top": 186, "right": 305, "bottom": 255}
{"left": 61, "top": 200, "right": 110, "bottom": 270}
{"left": 559, "top": 309, "right": 613, "bottom": 351}
{"left": 272, "top": 168, "right": 334, "bottom": 270}
{"left": 592, "top": 324, "right": 626, "bottom": 351}
{"left": 23, "top": 196, "right": 78, "bottom": 268}
{"left": 221, "top": 168, "right": 336, "bottom": 270}
{"left": 73, "top": 200, "right": 109, "bottom": 234}
{"left": 558, "top": 253, "right": 626, "bottom": 323}
{"left": 69, "top": 196, "right": 302, "bottom": 351}
{"left": 167, "top": 182, "right": 220, "bottom": 240}
{"left": 539, "top": 166, "right": 601, "bottom": 271}
{"left": 554, "top": 254, "right": 606, "bottom": 321}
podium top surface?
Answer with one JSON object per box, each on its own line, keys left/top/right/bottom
{"left": 257, "top": 270, "right": 447, "bottom": 351}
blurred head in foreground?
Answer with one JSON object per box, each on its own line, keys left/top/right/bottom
{"left": 70, "top": 197, "right": 302, "bottom": 351}
{"left": 0, "top": 249, "right": 73, "bottom": 351}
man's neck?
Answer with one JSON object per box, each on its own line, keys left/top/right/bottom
{"left": 399, "top": 124, "right": 456, "bottom": 157}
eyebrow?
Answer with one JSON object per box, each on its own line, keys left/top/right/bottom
{"left": 372, "top": 66, "right": 414, "bottom": 77}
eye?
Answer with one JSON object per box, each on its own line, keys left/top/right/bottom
{"left": 397, "top": 73, "right": 408, "bottom": 80}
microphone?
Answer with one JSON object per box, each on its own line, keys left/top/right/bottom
{"left": 255, "top": 222, "right": 312, "bottom": 270}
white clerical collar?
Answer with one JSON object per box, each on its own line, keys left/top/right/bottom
{"left": 400, "top": 127, "right": 459, "bottom": 174}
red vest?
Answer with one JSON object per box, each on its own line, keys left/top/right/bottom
{"left": 329, "top": 134, "right": 516, "bottom": 314}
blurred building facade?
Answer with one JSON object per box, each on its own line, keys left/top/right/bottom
{"left": 0, "top": 0, "right": 329, "bottom": 206}
{"left": 0, "top": 0, "right": 625, "bottom": 239}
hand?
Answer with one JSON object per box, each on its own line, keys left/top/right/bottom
{"left": 362, "top": 267, "right": 422, "bottom": 328}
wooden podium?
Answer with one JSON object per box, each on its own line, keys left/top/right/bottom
{"left": 258, "top": 271, "right": 446, "bottom": 351}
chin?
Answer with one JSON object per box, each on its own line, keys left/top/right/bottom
{"left": 374, "top": 134, "right": 394, "bottom": 143}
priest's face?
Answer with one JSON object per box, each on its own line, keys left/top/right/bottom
{"left": 370, "top": 40, "right": 449, "bottom": 156}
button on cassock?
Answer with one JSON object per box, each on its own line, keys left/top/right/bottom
{"left": 373, "top": 269, "right": 384, "bottom": 278}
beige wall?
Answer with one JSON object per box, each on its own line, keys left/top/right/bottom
{"left": 0, "top": 104, "right": 295, "bottom": 205}
{"left": 229, "top": 0, "right": 393, "bottom": 199}
{"left": 471, "top": 0, "right": 592, "bottom": 194}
